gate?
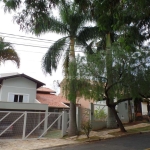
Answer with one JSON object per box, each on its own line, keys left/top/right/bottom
{"left": 0, "top": 111, "right": 67, "bottom": 139}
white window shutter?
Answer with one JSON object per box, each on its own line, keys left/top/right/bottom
{"left": 23, "top": 95, "right": 29, "bottom": 103}
{"left": 8, "top": 93, "right": 14, "bottom": 102}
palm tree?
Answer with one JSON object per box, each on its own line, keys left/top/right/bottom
{"left": 0, "top": 38, "right": 20, "bottom": 68}
{"left": 40, "top": 1, "right": 95, "bottom": 136}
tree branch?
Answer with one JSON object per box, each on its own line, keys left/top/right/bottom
{"left": 113, "top": 97, "right": 133, "bottom": 106}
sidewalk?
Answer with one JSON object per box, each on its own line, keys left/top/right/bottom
{"left": 0, "top": 123, "right": 150, "bottom": 150}
{"left": 78, "top": 123, "right": 150, "bottom": 140}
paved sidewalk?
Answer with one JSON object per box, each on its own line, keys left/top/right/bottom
{"left": 78, "top": 123, "right": 150, "bottom": 140}
{"left": 0, "top": 123, "right": 149, "bottom": 150}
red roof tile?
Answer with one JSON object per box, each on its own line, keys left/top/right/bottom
{"left": 37, "top": 87, "right": 56, "bottom": 93}
{"left": 36, "top": 93, "right": 70, "bottom": 108}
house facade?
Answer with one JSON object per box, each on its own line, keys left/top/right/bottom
{"left": 0, "top": 73, "right": 48, "bottom": 112}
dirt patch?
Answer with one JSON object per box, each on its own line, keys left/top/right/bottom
{"left": 0, "top": 138, "right": 79, "bottom": 150}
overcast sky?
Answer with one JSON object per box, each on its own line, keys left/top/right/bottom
{"left": 0, "top": 3, "right": 64, "bottom": 90}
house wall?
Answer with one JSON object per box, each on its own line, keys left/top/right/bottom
{"left": 0, "top": 101, "right": 48, "bottom": 111}
{"left": 117, "top": 101, "right": 130, "bottom": 123}
{"left": 141, "top": 102, "right": 148, "bottom": 115}
{"left": 94, "top": 100, "right": 134, "bottom": 123}
{"left": 77, "top": 97, "right": 93, "bottom": 109}
{"left": 0, "top": 77, "right": 37, "bottom": 103}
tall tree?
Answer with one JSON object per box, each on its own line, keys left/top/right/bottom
{"left": 0, "top": 37, "right": 20, "bottom": 67}
{"left": 40, "top": 1, "right": 94, "bottom": 136}
{"left": 76, "top": 44, "right": 150, "bottom": 132}
{"left": 76, "top": 0, "right": 150, "bottom": 129}
{"left": 2, "top": 0, "right": 100, "bottom": 136}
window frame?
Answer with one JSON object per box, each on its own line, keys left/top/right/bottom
{"left": 8, "top": 93, "right": 29, "bottom": 103}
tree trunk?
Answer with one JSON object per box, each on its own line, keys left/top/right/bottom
{"left": 107, "top": 107, "right": 117, "bottom": 128}
{"left": 110, "top": 105, "right": 126, "bottom": 132}
{"left": 68, "top": 37, "right": 78, "bottom": 136}
{"left": 68, "top": 102, "right": 78, "bottom": 136}
{"left": 106, "top": 33, "right": 117, "bottom": 128}
{"left": 128, "top": 100, "right": 133, "bottom": 122}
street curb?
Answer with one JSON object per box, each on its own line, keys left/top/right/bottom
{"left": 33, "top": 130, "right": 150, "bottom": 150}
{"left": 140, "top": 130, "right": 150, "bottom": 133}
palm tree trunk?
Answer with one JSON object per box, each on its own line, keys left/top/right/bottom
{"left": 68, "top": 37, "right": 78, "bottom": 136}
{"left": 69, "top": 102, "right": 78, "bottom": 136}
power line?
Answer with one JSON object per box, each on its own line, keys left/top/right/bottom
{"left": 7, "top": 41, "right": 50, "bottom": 49}
{"left": 0, "top": 32, "right": 58, "bottom": 42}
{"left": 1, "top": 34, "right": 150, "bottom": 56}
{"left": 3, "top": 41, "right": 86, "bottom": 53}
{"left": 0, "top": 32, "right": 84, "bottom": 47}
{"left": 1, "top": 34, "right": 53, "bottom": 44}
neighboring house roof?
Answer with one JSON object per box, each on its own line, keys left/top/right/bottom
{"left": 37, "top": 87, "right": 56, "bottom": 93}
{"left": 0, "top": 73, "right": 45, "bottom": 88}
{"left": 36, "top": 93, "right": 70, "bottom": 108}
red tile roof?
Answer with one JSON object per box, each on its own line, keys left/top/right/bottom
{"left": 37, "top": 87, "right": 56, "bottom": 93}
{"left": 36, "top": 93, "right": 70, "bottom": 108}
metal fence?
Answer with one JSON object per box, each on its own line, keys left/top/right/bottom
{"left": 0, "top": 111, "right": 63, "bottom": 139}
{"left": 93, "top": 104, "right": 107, "bottom": 121}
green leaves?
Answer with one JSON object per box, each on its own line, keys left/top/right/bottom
{"left": 76, "top": 43, "right": 150, "bottom": 102}
{"left": 3, "top": 0, "right": 21, "bottom": 12}
{"left": 0, "top": 38, "right": 20, "bottom": 68}
{"left": 42, "top": 37, "right": 68, "bottom": 74}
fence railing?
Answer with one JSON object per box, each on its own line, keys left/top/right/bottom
{"left": 93, "top": 104, "right": 107, "bottom": 121}
{"left": 0, "top": 111, "right": 64, "bottom": 139}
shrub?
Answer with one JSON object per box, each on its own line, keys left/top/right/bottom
{"left": 81, "top": 121, "right": 92, "bottom": 138}
{"left": 94, "top": 108, "right": 107, "bottom": 120}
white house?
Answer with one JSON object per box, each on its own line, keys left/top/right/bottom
{"left": 0, "top": 72, "right": 48, "bottom": 112}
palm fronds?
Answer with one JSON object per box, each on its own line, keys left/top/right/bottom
{"left": 42, "top": 37, "right": 68, "bottom": 74}
{"left": 0, "top": 38, "right": 20, "bottom": 68}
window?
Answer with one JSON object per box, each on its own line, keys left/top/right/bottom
{"left": 14, "top": 95, "right": 23, "bottom": 102}
{"left": 8, "top": 93, "right": 29, "bottom": 103}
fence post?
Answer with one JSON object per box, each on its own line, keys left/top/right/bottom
{"left": 76, "top": 107, "right": 81, "bottom": 131}
{"left": 57, "top": 115, "right": 61, "bottom": 130}
{"left": 44, "top": 109, "right": 48, "bottom": 135}
{"left": 61, "top": 111, "right": 67, "bottom": 137}
{"left": 22, "top": 111, "right": 27, "bottom": 139}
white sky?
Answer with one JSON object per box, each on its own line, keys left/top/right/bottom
{"left": 0, "top": 3, "right": 64, "bottom": 90}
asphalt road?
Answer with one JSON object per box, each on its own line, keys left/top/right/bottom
{"left": 47, "top": 132, "right": 150, "bottom": 150}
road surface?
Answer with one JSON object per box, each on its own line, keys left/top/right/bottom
{"left": 47, "top": 132, "right": 150, "bottom": 150}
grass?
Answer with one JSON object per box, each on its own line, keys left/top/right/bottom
{"left": 109, "top": 125, "right": 150, "bottom": 136}
{"left": 44, "top": 130, "right": 61, "bottom": 139}
{"left": 76, "top": 136, "right": 100, "bottom": 142}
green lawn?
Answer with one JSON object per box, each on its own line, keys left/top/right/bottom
{"left": 44, "top": 130, "right": 61, "bottom": 139}
{"left": 110, "top": 125, "right": 150, "bottom": 136}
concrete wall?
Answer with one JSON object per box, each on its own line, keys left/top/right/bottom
{"left": 141, "top": 102, "right": 148, "bottom": 115}
{"left": 0, "top": 77, "right": 37, "bottom": 103}
{"left": 77, "top": 97, "right": 93, "bottom": 109}
{"left": 92, "top": 120, "right": 106, "bottom": 130}
{"left": 117, "top": 101, "right": 131, "bottom": 123}
{"left": 0, "top": 101, "right": 48, "bottom": 111}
